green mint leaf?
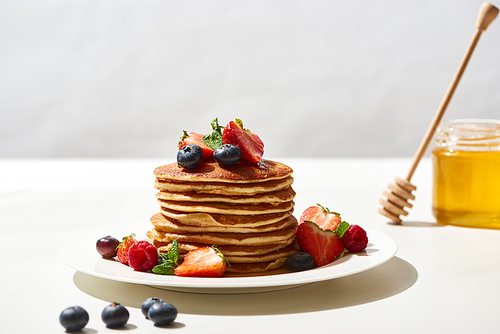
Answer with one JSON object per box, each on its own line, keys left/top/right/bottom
{"left": 158, "top": 252, "right": 170, "bottom": 262}
{"left": 153, "top": 240, "right": 179, "bottom": 275}
{"left": 210, "top": 118, "right": 224, "bottom": 133}
{"left": 168, "top": 239, "right": 179, "bottom": 265}
{"left": 334, "top": 221, "right": 350, "bottom": 238}
{"left": 202, "top": 118, "right": 224, "bottom": 150}
{"left": 152, "top": 261, "right": 177, "bottom": 275}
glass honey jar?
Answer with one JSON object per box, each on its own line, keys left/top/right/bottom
{"left": 432, "top": 119, "right": 500, "bottom": 228}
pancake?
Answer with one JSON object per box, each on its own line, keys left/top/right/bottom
{"left": 155, "top": 186, "right": 295, "bottom": 204}
{"left": 223, "top": 245, "right": 298, "bottom": 263}
{"left": 154, "top": 159, "right": 293, "bottom": 183}
{"left": 153, "top": 240, "right": 293, "bottom": 256}
{"left": 149, "top": 157, "right": 298, "bottom": 274}
{"left": 151, "top": 213, "right": 298, "bottom": 234}
{"left": 160, "top": 208, "right": 294, "bottom": 227}
{"left": 146, "top": 225, "right": 297, "bottom": 246}
{"left": 155, "top": 176, "right": 294, "bottom": 195}
{"left": 225, "top": 258, "right": 288, "bottom": 273}
{"left": 157, "top": 199, "right": 295, "bottom": 215}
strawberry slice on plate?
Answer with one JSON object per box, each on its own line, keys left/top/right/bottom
{"left": 174, "top": 246, "right": 227, "bottom": 277}
{"left": 178, "top": 131, "right": 214, "bottom": 160}
{"left": 296, "top": 221, "right": 345, "bottom": 267}
{"left": 299, "top": 204, "right": 341, "bottom": 231}
{"left": 222, "top": 119, "right": 264, "bottom": 163}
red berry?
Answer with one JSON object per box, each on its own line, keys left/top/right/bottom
{"left": 222, "top": 119, "right": 264, "bottom": 164}
{"left": 178, "top": 132, "right": 214, "bottom": 160}
{"left": 175, "top": 247, "right": 227, "bottom": 277}
{"left": 116, "top": 234, "right": 137, "bottom": 266}
{"left": 128, "top": 240, "right": 159, "bottom": 272}
{"left": 296, "top": 221, "right": 345, "bottom": 267}
{"left": 341, "top": 225, "right": 368, "bottom": 252}
{"left": 299, "top": 204, "right": 341, "bottom": 231}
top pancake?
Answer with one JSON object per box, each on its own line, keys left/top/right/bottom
{"left": 154, "top": 159, "right": 293, "bottom": 183}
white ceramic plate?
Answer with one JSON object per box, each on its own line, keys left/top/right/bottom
{"left": 61, "top": 227, "right": 397, "bottom": 294}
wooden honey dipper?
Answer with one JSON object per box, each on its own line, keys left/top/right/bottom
{"left": 378, "top": 2, "right": 499, "bottom": 223}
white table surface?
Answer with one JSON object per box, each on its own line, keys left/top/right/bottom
{"left": 1, "top": 157, "right": 499, "bottom": 333}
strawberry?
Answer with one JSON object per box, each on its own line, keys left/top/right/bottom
{"left": 296, "top": 221, "right": 345, "bottom": 267}
{"left": 174, "top": 246, "right": 227, "bottom": 277}
{"left": 299, "top": 204, "right": 341, "bottom": 231}
{"left": 116, "top": 233, "right": 137, "bottom": 266}
{"left": 128, "top": 240, "right": 159, "bottom": 272}
{"left": 222, "top": 119, "right": 264, "bottom": 163}
{"left": 178, "top": 131, "right": 214, "bottom": 160}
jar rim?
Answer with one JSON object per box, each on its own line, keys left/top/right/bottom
{"left": 435, "top": 119, "right": 500, "bottom": 151}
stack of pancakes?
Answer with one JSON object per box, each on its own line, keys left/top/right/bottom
{"left": 146, "top": 159, "right": 299, "bottom": 274}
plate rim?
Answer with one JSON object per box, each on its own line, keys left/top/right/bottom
{"left": 60, "top": 227, "right": 397, "bottom": 289}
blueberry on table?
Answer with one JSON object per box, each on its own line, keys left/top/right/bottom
{"left": 177, "top": 144, "right": 204, "bottom": 169}
{"left": 96, "top": 235, "right": 120, "bottom": 258}
{"left": 214, "top": 144, "right": 241, "bottom": 167}
{"left": 59, "top": 306, "right": 89, "bottom": 332}
{"left": 285, "top": 252, "right": 317, "bottom": 272}
{"left": 101, "top": 302, "right": 129, "bottom": 328}
{"left": 147, "top": 301, "right": 178, "bottom": 326}
{"left": 141, "top": 297, "right": 163, "bottom": 319}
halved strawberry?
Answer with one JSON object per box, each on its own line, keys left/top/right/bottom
{"left": 116, "top": 233, "right": 137, "bottom": 266}
{"left": 299, "top": 204, "right": 341, "bottom": 231}
{"left": 174, "top": 246, "right": 227, "bottom": 277}
{"left": 222, "top": 119, "right": 264, "bottom": 163}
{"left": 296, "top": 221, "right": 345, "bottom": 267}
{"left": 178, "top": 131, "right": 214, "bottom": 160}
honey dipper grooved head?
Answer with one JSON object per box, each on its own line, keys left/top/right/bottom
{"left": 379, "top": 177, "right": 417, "bottom": 223}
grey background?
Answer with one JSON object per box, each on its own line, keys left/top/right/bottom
{"left": 1, "top": 0, "right": 499, "bottom": 158}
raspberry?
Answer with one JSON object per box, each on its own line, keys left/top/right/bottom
{"left": 128, "top": 240, "right": 159, "bottom": 272}
{"left": 341, "top": 225, "right": 368, "bottom": 252}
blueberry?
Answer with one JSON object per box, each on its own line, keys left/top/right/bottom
{"left": 213, "top": 144, "right": 241, "bottom": 167}
{"left": 285, "top": 252, "right": 316, "bottom": 272}
{"left": 59, "top": 306, "right": 89, "bottom": 332}
{"left": 101, "top": 302, "right": 129, "bottom": 328}
{"left": 96, "top": 235, "right": 120, "bottom": 258}
{"left": 177, "top": 144, "right": 203, "bottom": 169}
{"left": 147, "top": 301, "right": 178, "bottom": 326}
{"left": 141, "top": 297, "right": 163, "bottom": 319}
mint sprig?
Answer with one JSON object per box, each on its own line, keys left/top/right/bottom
{"left": 334, "top": 221, "right": 350, "bottom": 238}
{"left": 152, "top": 239, "right": 179, "bottom": 275}
{"left": 202, "top": 118, "right": 224, "bottom": 150}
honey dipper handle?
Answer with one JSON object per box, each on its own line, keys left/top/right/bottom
{"left": 405, "top": 2, "right": 498, "bottom": 181}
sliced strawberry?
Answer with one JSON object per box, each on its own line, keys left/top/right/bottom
{"left": 178, "top": 131, "right": 214, "bottom": 160}
{"left": 128, "top": 240, "right": 159, "bottom": 272}
{"left": 299, "top": 204, "right": 341, "bottom": 231}
{"left": 174, "top": 246, "right": 227, "bottom": 277}
{"left": 222, "top": 119, "right": 264, "bottom": 163}
{"left": 296, "top": 221, "right": 345, "bottom": 267}
{"left": 116, "top": 234, "right": 137, "bottom": 266}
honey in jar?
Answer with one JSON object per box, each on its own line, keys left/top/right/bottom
{"left": 432, "top": 119, "right": 500, "bottom": 228}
